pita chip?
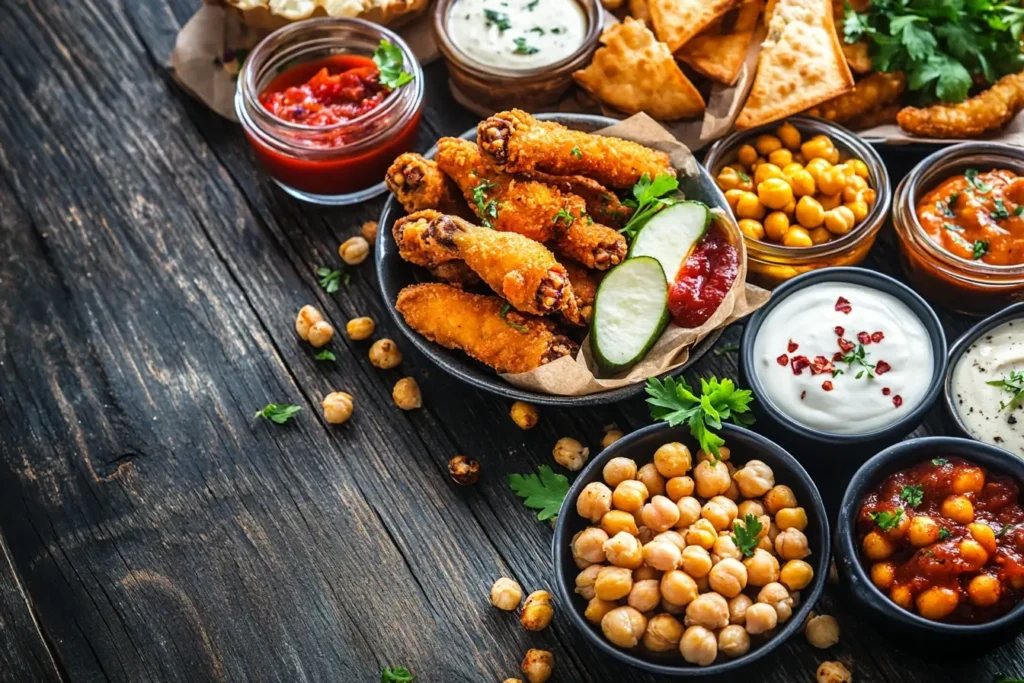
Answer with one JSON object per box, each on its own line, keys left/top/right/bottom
{"left": 736, "top": 0, "right": 853, "bottom": 129}
{"left": 574, "top": 18, "right": 706, "bottom": 121}
{"left": 677, "top": 0, "right": 763, "bottom": 86}
{"left": 649, "top": 0, "right": 738, "bottom": 53}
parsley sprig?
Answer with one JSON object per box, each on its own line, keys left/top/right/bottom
{"left": 254, "top": 403, "right": 302, "bottom": 424}
{"left": 499, "top": 302, "right": 529, "bottom": 333}
{"left": 973, "top": 239, "right": 990, "bottom": 260}
{"left": 512, "top": 37, "right": 539, "bottom": 55}
{"left": 372, "top": 40, "right": 414, "bottom": 90}
{"left": 381, "top": 667, "right": 414, "bottom": 683}
{"left": 484, "top": 8, "right": 511, "bottom": 30}
{"left": 509, "top": 465, "right": 569, "bottom": 521}
{"left": 552, "top": 207, "right": 575, "bottom": 227}
{"left": 318, "top": 266, "right": 349, "bottom": 293}
{"left": 839, "top": 344, "right": 876, "bottom": 379}
{"left": 986, "top": 369, "right": 1024, "bottom": 411}
{"left": 899, "top": 484, "right": 923, "bottom": 508}
{"left": 620, "top": 174, "right": 681, "bottom": 240}
{"left": 471, "top": 179, "right": 500, "bottom": 227}
{"left": 646, "top": 376, "right": 755, "bottom": 460}
{"left": 732, "top": 513, "right": 763, "bottom": 557}
{"left": 869, "top": 508, "right": 904, "bottom": 531}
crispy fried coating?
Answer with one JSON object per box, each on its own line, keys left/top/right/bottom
{"left": 436, "top": 137, "right": 627, "bottom": 269}
{"left": 428, "top": 262, "right": 480, "bottom": 287}
{"left": 393, "top": 210, "right": 458, "bottom": 268}
{"left": 385, "top": 154, "right": 468, "bottom": 215}
{"left": 562, "top": 261, "right": 601, "bottom": 323}
{"left": 807, "top": 72, "right": 906, "bottom": 124}
{"left": 529, "top": 171, "right": 633, "bottom": 229}
{"left": 396, "top": 284, "right": 578, "bottom": 374}
{"left": 476, "top": 109, "right": 675, "bottom": 189}
{"left": 897, "top": 71, "right": 1024, "bottom": 139}
{"left": 847, "top": 103, "right": 900, "bottom": 131}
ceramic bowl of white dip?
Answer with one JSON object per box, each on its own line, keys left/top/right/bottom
{"left": 945, "top": 302, "right": 1024, "bottom": 458}
{"left": 740, "top": 267, "right": 947, "bottom": 448}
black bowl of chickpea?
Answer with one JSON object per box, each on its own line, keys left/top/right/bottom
{"left": 837, "top": 436, "right": 1024, "bottom": 648}
{"left": 552, "top": 422, "right": 829, "bottom": 675}
{"left": 704, "top": 116, "right": 892, "bottom": 289}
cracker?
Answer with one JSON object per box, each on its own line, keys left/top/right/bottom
{"left": 677, "top": 0, "right": 763, "bottom": 86}
{"left": 649, "top": 0, "right": 739, "bottom": 53}
{"left": 573, "top": 18, "right": 706, "bottom": 121}
{"left": 736, "top": 0, "right": 853, "bottom": 129}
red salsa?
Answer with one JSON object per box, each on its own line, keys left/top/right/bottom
{"left": 668, "top": 226, "right": 739, "bottom": 328}
{"left": 856, "top": 457, "right": 1024, "bottom": 624}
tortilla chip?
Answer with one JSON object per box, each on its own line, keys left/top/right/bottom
{"left": 573, "top": 18, "right": 706, "bottom": 121}
{"left": 649, "top": 0, "right": 739, "bottom": 53}
{"left": 677, "top": 0, "right": 763, "bottom": 85}
{"left": 736, "top": 0, "right": 853, "bottom": 129}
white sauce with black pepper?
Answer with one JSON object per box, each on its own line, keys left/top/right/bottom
{"left": 951, "top": 319, "right": 1024, "bottom": 456}
{"left": 447, "top": 0, "right": 587, "bottom": 70}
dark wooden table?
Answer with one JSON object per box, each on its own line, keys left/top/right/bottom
{"left": 2, "top": 2, "right": 1023, "bottom": 681}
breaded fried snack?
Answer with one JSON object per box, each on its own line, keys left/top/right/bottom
{"left": 428, "top": 262, "right": 480, "bottom": 288}
{"left": 385, "top": 153, "right": 468, "bottom": 215}
{"left": 562, "top": 261, "right": 601, "bottom": 323}
{"left": 677, "top": 0, "right": 763, "bottom": 86}
{"left": 736, "top": 0, "right": 854, "bottom": 129}
{"left": 476, "top": 109, "right": 675, "bottom": 190}
{"left": 529, "top": 172, "right": 633, "bottom": 229}
{"left": 393, "top": 210, "right": 459, "bottom": 268}
{"left": 807, "top": 72, "right": 906, "bottom": 124}
{"left": 396, "top": 283, "right": 578, "bottom": 374}
{"left": 897, "top": 71, "right": 1024, "bottom": 139}
{"left": 649, "top": 0, "right": 739, "bottom": 53}
{"left": 435, "top": 137, "right": 627, "bottom": 269}
{"left": 847, "top": 103, "right": 900, "bottom": 131}
{"left": 573, "top": 18, "right": 706, "bottom": 121}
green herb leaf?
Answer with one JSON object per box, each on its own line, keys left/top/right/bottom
{"left": 620, "top": 174, "right": 682, "bottom": 240}
{"left": 381, "top": 666, "right": 415, "bottom": 683}
{"left": 317, "top": 267, "right": 344, "bottom": 293}
{"left": 526, "top": 0, "right": 539, "bottom": 8}
{"left": 254, "top": 403, "right": 302, "bottom": 424}
{"left": 986, "top": 369, "right": 1024, "bottom": 411}
{"left": 552, "top": 207, "right": 575, "bottom": 226}
{"left": 732, "top": 513, "right": 764, "bottom": 557}
{"left": 646, "top": 376, "right": 755, "bottom": 460}
{"left": 943, "top": 221, "right": 964, "bottom": 232}
{"left": 512, "top": 37, "right": 539, "bottom": 55}
{"left": 993, "top": 198, "right": 1011, "bottom": 219}
{"left": 932, "top": 458, "right": 949, "bottom": 466}
{"left": 372, "top": 39, "right": 414, "bottom": 89}
{"left": 314, "top": 349, "right": 336, "bottom": 362}
{"left": 499, "top": 302, "right": 530, "bottom": 333}
{"left": 939, "top": 527, "right": 952, "bottom": 541}
{"left": 570, "top": 146, "right": 583, "bottom": 159}
{"left": 996, "top": 523, "right": 1016, "bottom": 538}
{"left": 471, "top": 179, "right": 500, "bottom": 227}
{"left": 869, "top": 508, "right": 904, "bottom": 532}
{"left": 899, "top": 484, "right": 924, "bottom": 508}
{"left": 1015, "top": 205, "right": 1024, "bottom": 217}
{"left": 995, "top": 675, "right": 1024, "bottom": 683}
{"left": 484, "top": 8, "right": 511, "bottom": 30}
{"left": 840, "top": 343, "right": 875, "bottom": 379}
{"left": 966, "top": 168, "right": 993, "bottom": 193}
{"left": 508, "top": 465, "right": 569, "bottom": 521}
{"left": 973, "top": 239, "right": 990, "bottom": 260}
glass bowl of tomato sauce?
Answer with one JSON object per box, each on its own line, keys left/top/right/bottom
{"left": 235, "top": 18, "right": 424, "bottom": 205}
{"left": 893, "top": 142, "right": 1024, "bottom": 316}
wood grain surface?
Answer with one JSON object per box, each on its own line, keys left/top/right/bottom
{"left": 0, "top": 1, "right": 1022, "bottom": 681}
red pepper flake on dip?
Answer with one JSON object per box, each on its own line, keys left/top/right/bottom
{"left": 752, "top": 282, "right": 933, "bottom": 434}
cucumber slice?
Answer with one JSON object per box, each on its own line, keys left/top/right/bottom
{"left": 628, "top": 201, "right": 711, "bottom": 283}
{"left": 590, "top": 256, "right": 670, "bottom": 374}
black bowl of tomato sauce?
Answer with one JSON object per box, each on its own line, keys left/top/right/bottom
{"left": 837, "top": 436, "right": 1024, "bottom": 648}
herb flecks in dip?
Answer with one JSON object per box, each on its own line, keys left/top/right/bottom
{"left": 447, "top": 0, "right": 587, "bottom": 70}
{"left": 752, "top": 282, "right": 933, "bottom": 435}
{"left": 916, "top": 169, "right": 1024, "bottom": 265}
{"left": 952, "top": 319, "right": 1024, "bottom": 456}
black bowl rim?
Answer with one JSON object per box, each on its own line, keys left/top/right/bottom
{"left": 739, "top": 266, "right": 948, "bottom": 445}
{"left": 836, "top": 435, "right": 1024, "bottom": 635}
{"left": 375, "top": 112, "right": 722, "bottom": 407}
{"left": 551, "top": 421, "right": 830, "bottom": 675}
{"left": 943, "top": 301, "right": 1024, "bottom": 442}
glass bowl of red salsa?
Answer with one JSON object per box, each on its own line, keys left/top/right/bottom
{"left": 893, "top": 142, "right": 1024, "bottom": 316}
{"left": 838, "top": 437, "right": 1024, "bottom": 647}
{"left": 235, "top": 18, "right": 424, "bottom": 205}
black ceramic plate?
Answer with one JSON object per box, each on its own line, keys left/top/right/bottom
{"left": 375, "top": 113, "right": 725, "bottom": 406}
{"left": 552, "top": 422, "right": 830, "bottom": 675}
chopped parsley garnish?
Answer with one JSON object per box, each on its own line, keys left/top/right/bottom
{"left": 899, "top": 485, "right": 924, "bottom": 508}
{"left": 499, "top": 302, "right": 529, "bottom": 332}
{"left": 942, "top": 221, "right": 964, "bottom": 232}
{"left": 381, "top": 666, "right": 415, "bottom": 683}
{"left": 966, "top": 169, "right": 993, "bottom": 193}
{"left": 646, "top": 376, "right": 755, "bottom": 461}
{"left": 551, "top": 26, "right": 564, "bottom": 33}
{"left": 254, "top": 403, "right": 302, "bottom": 424}
{"left": 621, "top": 173, "right": 681, "bottom": 240}
{"left": 471, "top": 179, "right": 500, "bottom": 227}
{"left": 840, "top": 343, "right": 876, "bottom": 379}
{"left": 512, "top": 37, "right": 539, "bottom": 55}
{"left": 869, "top": 508, "right": 904, "bottom": 531}
{"left": 570, "top": 146, "right": 583, "bottom": 159}
{"left": 986, "top": 369, "right": 1024, "bottom": 411}
{"left": 993, "top": 198, "right": 1011, "bottom": 219}
{"left": 552, "top": 207, "right": 574, "bottom": 226}
{"left": 529, "top": 26, "right": 545, "bottom": 35}
{"left": 932, "top": 458, "right": 949, "bottom": 466}
{"left": 508, "top": 465, "right": 569, "bottom": 521}
{"left": 484, "top": 9, "right": 512, "bottom": 30}
{"left": 526, "top": 0, "right": 539, "bottom": 8}
{"left": 732, "top": 513, "right": 764, "bottom": 557}
{"left": 938, "top": 527, "right": 951, "bottom": 541}
{"left": 948, "top": 192, "right": 959, "bottom": 207}
{"left": 737, "top": 170, "right": 751, "bottom": 183}
{"left": 973, "top": 239, "right": 990, "bottom": 260}
{"left": 372, "top": 40, "right": 414, "bottom": 89}
{"left": 317, "top": 267, "right": 345, "bottom": 293}
{"left": 314, "top": 349, "right": 336, "bottom": 362}
{"left": 996, "top": 523, "right": 1016, "bottom": 538}
{"left": 1016, "top": 206, "right": 1024, "bottom": 217}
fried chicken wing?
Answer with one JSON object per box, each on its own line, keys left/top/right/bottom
{"left": 435, "top": 137, "right": 627, "bottom": 270}
{"left": 807, "top": 72, "right": 906, "bottom": 124}
{"left": 528, "top": 171, "right": 634, "bottom": 229}
{"left": 476, "top": 109, "right": 676, "bottom": 189}
{"left": 385, "top": 153, "right": 469, "bottom": 216}
{"left": 562, "top": 261, "right": 601, "bottom": 323}
{"left": 396, "top": 283, "right": 578, "bottom": 374}
{"left": 393, "top": 210, "right": 458, "bottom": 268}
{"left": 428, "top": 262, "right": 480, "bottom": 287}
{"left": 847, "top": 103, "right": 900, "bottom": 131}
{"left": 897, "top": 71, "right": 1024, "bottom": 139}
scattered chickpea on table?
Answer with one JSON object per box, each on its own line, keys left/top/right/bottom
{"left": 295, "top": 305, "right": 334, "bottom": 348}
{"left": 339, "top": 235, "right": 370, "bottom": 265}
{"left": 510, "top": 401, "right": 539, "bottom": 430}
{"left": 321, "top": 391, "right": 353, "bottom": 425}
{"left": 392, "top": 377, "right": 422, "bottom": 410}
{"left": 369, "top": 338, "right": 402, "bottom": 369}
{"left": 346, "top": 316, "right": 375, "bottom": 340}
{"left": 520, "top": 649, "right": 553, "bottom": 683}
{"left": 553, "top": 437, "right": 589, "bottom": 471}
{"left": 448, "top": 455, "right": 480, "bottom": 485}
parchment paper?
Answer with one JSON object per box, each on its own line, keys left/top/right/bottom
{"left": 499, "top": 114, "right": 771, "bottom": 396}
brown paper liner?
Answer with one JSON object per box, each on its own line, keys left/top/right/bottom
{"left": 499, "top": 114, "right": 771, "bottom": 396}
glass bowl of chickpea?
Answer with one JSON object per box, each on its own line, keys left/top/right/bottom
{"left": 552, "top": 422, "right": 829, "bottom": 675}
{"left": 837, "top": 436, "right": 1024, "bottom": 648}
{"left": 704, "top": 116, "right": 891, "bottom": 289}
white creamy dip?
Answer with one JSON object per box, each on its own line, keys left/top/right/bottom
{"left": 752, "top": 282, "right": 934, "bottom": 435}
{"left": 447, "top": 0, "right": 587, "bottom": 70}
{"left": 951, "top": 319, "right": 1024, "bottom": 456}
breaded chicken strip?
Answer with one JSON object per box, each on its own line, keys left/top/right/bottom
{"left": 562, "top": 261, "right": 601, "bottom": 323}
{"left": 847, "top": 103, "right": 900, "bottom": 131}
{"left": 385, "top": 153, "right": 469, "bottom": 216}
{"left": 898, "top": 71, "right": 1024, "bottom": 139}
{"left": 476, "top": 109, "right": 675, "bottom": 189}
{"left": 529, "top": 171, "right": 634, "bottom": 229}
{"left": 436, "top": 137, "right": 627, "bottom": 270}
{"left": 396, "top": 283, "right": 578, "bottom": 374}
{"left": 808, "top": 72, "right": 905, "bottom": 124}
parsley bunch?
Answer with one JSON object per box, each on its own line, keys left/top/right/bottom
{"left": 372, "top": 40, "right": 414, "bottom": 90}
{"left": 844, "top": 0, "right": 1024, "bottom": 104}
{"left": 509, "top": 465, "right": 570, "bottom": 521}
{"left": 620, "top": 174, "right": 681, "bottom": 240}
{"left": 646, "top": 376, "right": 755, "bottom": 460}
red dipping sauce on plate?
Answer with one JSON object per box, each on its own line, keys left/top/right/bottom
{"left": 668, "top": 227, "right": 738, "bottom": 328}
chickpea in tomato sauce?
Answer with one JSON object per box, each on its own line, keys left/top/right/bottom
{"left": 856, "top": 457, "right": 1024, "bottom": 623}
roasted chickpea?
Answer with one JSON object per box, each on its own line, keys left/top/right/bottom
{"left": 520, "top": 649, "right": 553, "bottom": 683}
{"left": 753, "top": 134, "right": 782, "bottom": 156}
{"left": 368, "top": 338, "right": 402, "bottom": 368}
{"left": 636, "top": 463, "right": 666, "bottom": 497}
{"left": 728, "top": 593, "right": 753, "bottom": 625}
{"left": 758, "top": 582, "right": 794, "bottom": 623}
{"left": 679, "top": 625, "right": 717, "bottom": 666}
{"left": 795, "top": 195, "right": 825, "bottom": 228}
{"left": 917, "top": 586, "right": 959, "bottom": 621}
{"left": 787, "top": 168, "right": 816, "bottom": 197}
{"left": 968, "top": 522, "right": 997, "bottom": 554}
{"left": 804, "top": 613, "right": 840, "bottom": 649}
{"left": 666, "top": 476, "right": 695, "bottom": 501}
{"left": 779, "top": 559, "right": 814, "bottom": 591}
{"left": 577, "top": 482, "right": 612, "bottom": 522}
{"left": 959, "top": 538, "right": 989, "bottom": 569}
{"left": 891, "top": 585, "right": 913, "bottom": 610}
{"left": 707, "top": 558, "right": 747, "bottom": 598}
{"left": 782, "top": 161, "right": 805, "bottom": 177}
{"left": 654, "top": 529, "right": 686, "bottom": 551}
{"left": 942, "top": 495, "right": 974, "bottom": 524}
{"left": 639, "top": 540, "right": 679, "bottom": 572}
{"left": 317, "top": 391, "right": 355, "bottom": 427}
{"left": 802, "top": 135, "right": 836, "bottom": 161}
{"left": 736, "top": 144, "right": 759, "bottom": 167}
{"left": 844, "top": 198, "right": 869, "bottom": 223}
{"left": 295, "top": 305, "right": 324, "bottom": 340}
{"left": 869, "top": 562, "right": 895, "bottom": 591}
{"left": 758, "top": 178, "right": 795, "bottom": 211}
{"left": 685, "top": 519, "right": 718, "bottom": 550}
{"left": 584, "top": 596, "right": 617, "bottom": 624}
{"left": 816, "top": 192, "right": 841, "bottom": 211}
{"left": 908, "top": 515, "right": 940, "bottom": 547}
{"left": 769, "top": 506, "right": 805, "bottom": 531}
{"left": 601, "top": 606, "right": 647, "bottom": 648}
{"left": 684, "top": 592, "right": 730, "bottom": 630}
{"left": 824, "top": 206, "right": 857, "bottom": 236}
{"left": 627, "top": 579, "right": 662, "bottom": 612}
{"left": 604, "top": 531, "right": 644, "bottom": 569}
{"left": 553, "top": 437, "right": 589, "bottom": 471}
{"left": 752, "top": 163, "right": 784, "bottom": 188}
{"left": 661, "top": 569, "right": 699, "bottom": 606}
{"left": 735, "top": 191, "right": 767, "bottom": 220}
{"left": 601, "top": 510, "right": 639, "bottom": 537}
{"left": 601, "top": 426, "right": 624, "bottom": 449}
{"left": 968, "top": 574, "right": 1001, "bottom": 607}
{"left": 701, "top": 496, "right": 739, "bottom": 532}
{"left": 651, "top": 442, "right": 691, "bottom": 478}
{"left": 574, "top": 565, "right": 602, "bottom": 600}
{"left": 817, "top": 167, "right": 846, "bottom": 196}
{"left": 339, "top": 236, "right": 370, "bottom": 265}
{"left": 307, "top": 320, "right": 335, "bottom": 348}
{"left": 520, "top": 590, "right": 554, "bottom": 631}
{"left": 953, "top": 466, "right": 985, "bottom": 494}
{"left": 744, "top": 602, "right": 778, "bottom": 634}
{"left": 595, "top": 566, "right": 633, "bottom": 601}
{"left": 776, "top": 122, "right": 802, "bottom": 150}
{"left": 782, "top": 226, "right": 812, "bottom": 247}
{"left": 643, "top": 613, "right": 684, "bottom": 652}
{"left": 345, "top": 316, "right": 375, "bottom": 340}
{"left": 769, "top": 148, "right": 794, "bottom": 168}
{"left": 510, "top": 401, "right": 539, "bottom": 429}
{"left": 641, "top": 495, "right": 681, "bottom": 532}
{"left": 613, "top": 479, "right": 649, "bottom": 514}
{"left": 694, "top": 460, "right": 731, "bottom": 499}
{"left": 725, "top": 188, "right": 747, "bottom": 212}
{"left": 390, "top": 377, "right": 421, "bottom": 410}
{"left": 491, "top": 577, "right": 523, "bottom": 610}
{"left": 713, "top": 534, "right": 744, "bottom": 562}
{"left": 744, "top": 548, "right": 780, "bottom": 587}
{"left": 729, "top": 461, "right": 772, "bottom": 499}
{"left": 603, "top": 457, "right": 637, "bottom": 486}
{"left": 735, "top": 502, "right": 764, "bottom": 522}
{"left": 817, "top": 661, "right": 852, "bottom": 683}
{"left": 841, "top": 173, "right": 868, "bottom": 202}
{"left": 712, "top": 624, "right": 748, "bottom": 659}
{"left": 360, "top": 220, "right": 378, "bottom": 243}
{"left": 775, "top": 528, "right": 811, "bottom": 560}
{"left": 761, "top": 211, "right": 789, "bottom": 241}
{"left": 717, "top": 166, "right": 752, "bottom": 192}
{"left": 679, "top": 545, "right": 712, "bottom": 578}
{"left": 573, "top": 527, "right": 609, "bottom": 566}
{"left": 739, "top": 218, "right": 766, "bottom": 240}
{"left": 763, "top": 484, "right": 796, "bottom": 514}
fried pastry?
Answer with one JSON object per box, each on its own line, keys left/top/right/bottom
{"left": 385, "top": 153, "right": 468, "bottom": 216}
{"left": 677, "top": 0, "right": 763, "bottom": 86}
{"left": 648, "top": 0, "right": 739, "bottom": 52}
{"left": 897, "top": 71, "right": 1024, "bottom": 139}
{"left": 807, "top": 72, "right": 906, "bottom": 124}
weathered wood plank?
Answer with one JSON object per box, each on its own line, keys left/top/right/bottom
{"left": 0, "top": 530, "right": 63, "bottom": 683}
